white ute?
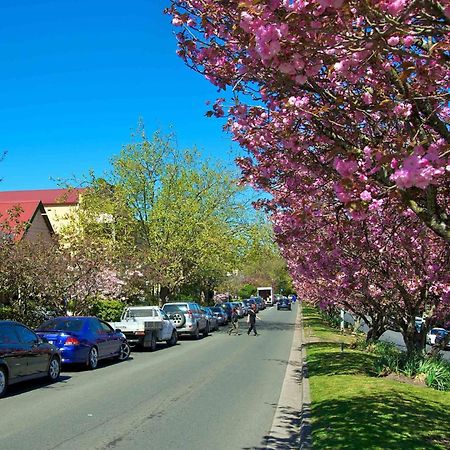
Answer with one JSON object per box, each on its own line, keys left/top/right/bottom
{"left": 110, "top": 306, "right": 178, "bottom": 351}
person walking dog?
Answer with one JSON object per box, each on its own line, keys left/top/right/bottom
{"left": 247, "top": 304, "right": 260, "bottom": 336}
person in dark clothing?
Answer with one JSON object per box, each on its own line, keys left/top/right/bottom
{"left": 228, "top": 307, "right": 239, "bottom": 335}
{"left": 247, "top": 304, "right": 260, "bottom": 336}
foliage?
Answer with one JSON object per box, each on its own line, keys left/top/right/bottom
{"left": 91, "top": 299, "right": 125, "bottom": 322}
{"left": 219, "top": 220, "right": 295, "bottom": 296}
{"left": 361, "top": 338, "right": 450, "bottom": 391}
{"left": 167, "top": 0, "right": 450, "bottom": 356}
{"left": 238, "top": 283, "right": 256, "bottom": 299}
{"left": 63, "top": 128, "right": 255, "bottom": 301}
{"left": 0, "top": 305, "right": 13, "bottom": 320}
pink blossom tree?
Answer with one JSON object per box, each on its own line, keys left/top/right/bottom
{"left": 167, "top": 1, "right": 450, "bottom": 352}
{"left": 168, "top": 0, "right": 449, "bottom": 241}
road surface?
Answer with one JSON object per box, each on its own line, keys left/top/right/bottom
{"left": 0, "top": 305, "right": 298, "bottom": 450}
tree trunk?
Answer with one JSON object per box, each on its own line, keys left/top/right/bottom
{"left": 402, "top": 325, "right": 425, "bottom": 355}
{"left": 365, "top": 315, "right": 386, "bottom": 343}
{"left": 159, "top": 286, "right": 170, "bottom": 305}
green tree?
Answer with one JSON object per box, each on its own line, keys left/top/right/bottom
{"left": 65, "top": 128, "right": 252, "bottom": 303}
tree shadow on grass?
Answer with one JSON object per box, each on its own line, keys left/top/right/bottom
{"left": 305, "top": 342, "right": 377, "bottom": 377}
{"left": 311, "top": 392, "right": 450, "bottom": 450}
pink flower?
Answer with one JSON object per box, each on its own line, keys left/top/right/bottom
{"left": 360, "top": 190, "right": 372, "bottom": 202}
{"left": 390, "top": 153, "right": 445, "bottom": 189}
{"left": 334, "top": 157, "right": 359, "bottom": 178}
{"left": 279, "top": 62, "right": 296, "bottom": 75}
{"left": 386, "top": 0, "right": 407, "bottom": 16}
{"left": 403, "top": 35, "right": 415, "bottom": 47}
{"left": 362, "top": 92, "right": 373, "bottom": 105}
{"left": 172, "top": 17, "right": 183, "bottom": 26}
{"left": 387, "top": 36, "right": 400, "bottom": 46}
{"left": 393, "top": 102, "right": 412, "bottom": 118}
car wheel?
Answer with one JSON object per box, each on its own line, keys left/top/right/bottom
{"left": 193, "top": 326, "right": 200, "bottom": 340}
{"left": 149, "top": 333, "right": 157, "bottom": 351}
{"left": 117, "top": 342, "right": 131, "bottom": 361}
{"left": 203, "top": 323, "right": 210, "bottom": 337}
{"left": 87, "top": 347, "right": 99, "bottom": 370}
{"left": 0, "top": 367, "right": 7, "bottom": 398}
{"left": 166, "top": 330, "right": 178, "bottom": 346}
{"left": 47, "top": 356, "right": 61, "bottom": 381}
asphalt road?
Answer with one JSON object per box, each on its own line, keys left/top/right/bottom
{"left": 0, "top": 304, "right": 298, "bottom": 450}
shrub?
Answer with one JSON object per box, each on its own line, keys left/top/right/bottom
{"left": 318, "top": 308, "right": 341, "bottom": 329}
{"left": 417, "top": 357, "right": 450, "bottom": 391}
{"left": 0, "top": 304, "right": 14, "bottom": 320}
{"left": 372, "top": 343, "right": 402, "bottom": 376}
{"left": 238, "top": 284, "right": 257, "bottom": 299}
{"left": 91, "top": 299, "right": 125, "bottom": 322}
{"left": 370, "top": 341, "right": 450, "bottom": 391}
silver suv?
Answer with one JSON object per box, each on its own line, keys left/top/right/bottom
{"left": 162, "top": 302, "right": 209, "bottom": 339}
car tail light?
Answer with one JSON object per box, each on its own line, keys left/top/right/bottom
{"left": 135, "top": 331, "right": 145, "bottom": 336}
{"left": 187, "top": 310, "right": 194, "bottom": 318}
{"left": 64, "top": 336, "right": 80, "bottom": 346}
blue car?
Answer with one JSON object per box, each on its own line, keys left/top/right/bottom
{"left": 36, "top": 317, "right": 130, "bottom": 369}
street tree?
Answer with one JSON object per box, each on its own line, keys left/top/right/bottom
{"left": 166, "top": 1, "right": 450, "bottom": 351}
{"left": 168, "top": 0, "right": 449, "bottom": 241}
{"left": 65, "top": 129, "right": 251, "bottom": 302}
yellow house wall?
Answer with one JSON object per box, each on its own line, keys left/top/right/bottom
{"left": 44, "top": 204, "right": 78, "bottom": 233}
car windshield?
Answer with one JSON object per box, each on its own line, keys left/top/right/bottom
{"left": 211, "top": 307, "right": 222, "bottom": 313}
{"left": 163, "top": 304, "right": 188, "bottom": 313}
{"left": 431, "top": 329, "right": 446, "bottom": 335}
{"left": 38, "top": 319, "right": 84, "bottom": 332}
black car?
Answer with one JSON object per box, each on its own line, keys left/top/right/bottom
{"left": 277, "top": 298, "right": 292, "bottom": 311}
{"left": 0, "top": 320, "right": 61, "bottom": 397}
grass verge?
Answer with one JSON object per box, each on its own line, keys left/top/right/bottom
{"left": 303, "top": 305, "right": 450, "bottom": 450}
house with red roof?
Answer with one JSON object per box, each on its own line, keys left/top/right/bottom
{"left": 0, "top": 188, "right": 83, "bottom": 234}
{"left": 0, "top": 200, "right": 54, "bottom": 242}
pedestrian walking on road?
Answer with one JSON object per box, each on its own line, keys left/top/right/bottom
{"left": 247, "top": 304, "right": 260, "bottom": 336}
{"left": 228, "top": 308, "right": 239, "bottom": 335}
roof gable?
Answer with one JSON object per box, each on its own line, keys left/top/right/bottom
{"left": 0, "top": 200, "right": 54, "bottom": 241}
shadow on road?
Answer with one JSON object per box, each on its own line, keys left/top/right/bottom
{"left": 4, "top": 375, "right": 71, "bottom": 398}
{"left": 256, "top": 321, "right": 300, "bottom": 332}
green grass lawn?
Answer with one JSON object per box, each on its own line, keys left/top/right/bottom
{"left": 303, "top": 306, "right": 450, "bottom": 450}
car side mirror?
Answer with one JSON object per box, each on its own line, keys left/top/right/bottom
{"left": 115, "top": 329, "right": 122, "bottom": 333}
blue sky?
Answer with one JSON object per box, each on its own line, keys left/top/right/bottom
{"left": 0, "top": 0, "right": 239, "bottom": 191}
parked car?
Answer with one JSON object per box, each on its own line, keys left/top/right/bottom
{"left": 210, "top": 307, "right": 228, "bottom": 325}
{"left": 201, "top": 307, "right": 219, "bottom": 332}
{"left": 252, "top": 297, "right": 266, "bottom": 311}
{"left": 246, "top": 298, "right": 258, "bottom": 311}
{"left": 426, "top": 328, "right": 449, "bottom": 349}
{"left": 162, "top": 302, "right": 209, "bottom": 339}
{"left": 215, "top": 302, "right": 234, "bottom": 322}
{"left": 277, "top": 298, "right": 292, "bottom": 311}
{"left": 36, "top": 316, "right": 130, "bottom": 369}
{"left": 1, "top": 320, "right": 61, "bottom": 398}
{"left": 110, "top": 306, "right": 178, "bottom": 350}
{"left": 241, "top": 300, "right": 252, "bottom": 315}
{"left": 231, "top": 302, "right": 244, "bottom": 318}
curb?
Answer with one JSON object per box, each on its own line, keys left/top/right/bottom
{"left": 299, "top": 304, "right": 312, "bottom": 449}
{"left": 265, "top": 303, "right": 312, "bottom": 449}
